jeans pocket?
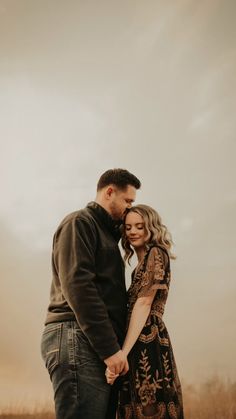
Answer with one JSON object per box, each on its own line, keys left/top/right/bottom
{"left": 41, "top": 323, "right": 62, "bottom": 376}
{"left": 75, "top": 329, "right": 99, "bottom": 367}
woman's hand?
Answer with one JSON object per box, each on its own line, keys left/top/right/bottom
{"left": 105, "top": 367, "right": 119, "bottom": 385}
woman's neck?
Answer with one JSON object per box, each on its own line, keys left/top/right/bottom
{"left": 135, "top": 246, "right": 146, "bottom": 262}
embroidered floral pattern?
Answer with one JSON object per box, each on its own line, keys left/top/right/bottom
{"left": 135, "top": 349, "right": 163, "bottom": 407}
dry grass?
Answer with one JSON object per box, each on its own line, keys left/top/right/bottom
{"left": 183, "top": 376, "right": 236, "bottom": 419}
{"left": 0, "top": 412, "right": 54, "bottom": 419}
{"left": 0, "top": 406, "right": 54, "bottom": 419}
{"left": 0, "top": 377, "right": 235, "bottom": 418}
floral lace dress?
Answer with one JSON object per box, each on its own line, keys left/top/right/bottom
{"left": 117, "top": 245, "right": 184, "bottom": 419}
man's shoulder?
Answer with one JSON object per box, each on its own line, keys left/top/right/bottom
{"left": 57, "top": 206, "right": 95, "bottom": 230}
{"left": 52, "top": 206, "right": 98, "bottom": 244}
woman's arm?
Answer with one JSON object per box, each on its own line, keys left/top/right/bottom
{"left": 105, "top": 290, "right": 157, "bottom": 384}
{"left": 122, "top": 289, "right": 156, "bottom": 357}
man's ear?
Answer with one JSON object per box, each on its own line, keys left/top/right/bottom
{"left": 105, "top": 185, "right": 114, "bottom": 199}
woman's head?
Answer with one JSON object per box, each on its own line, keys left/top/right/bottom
{"left": 122, "top": 204, "right": 175, "bottom": 262}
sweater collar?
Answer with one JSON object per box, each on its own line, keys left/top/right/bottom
{"left": 86, "top": 201, "right": 122, "bottom": 240}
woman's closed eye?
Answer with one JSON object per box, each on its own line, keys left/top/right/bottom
{"left": 125, "top": 223, "right": 144, "bottom": 231}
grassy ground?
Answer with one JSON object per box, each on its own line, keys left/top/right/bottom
{"left": 183, "top": 377, "right": 236, "bottom": 419}
{"left": 0, "top": 377, "right": 235, "bottom": 418}
{"left": 0, "top": 416, "right": 54, "bottom": 419}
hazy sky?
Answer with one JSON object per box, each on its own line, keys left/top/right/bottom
{"left": 1, "top": 0, "right": 236, "bottom": 409}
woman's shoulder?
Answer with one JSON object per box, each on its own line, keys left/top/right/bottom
{"left": 147, "top": 244, "right": 169, "bottom": 269}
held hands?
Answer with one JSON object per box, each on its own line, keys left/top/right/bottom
{"left": 105, "top": 367, "right": 119, "bottom": 385}
{"left": 104, "top": 350, "right": 129, "bottom": 385}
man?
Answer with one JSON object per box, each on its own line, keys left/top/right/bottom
{"left": 41, "top": 168, "right": 141, "bottom": 419}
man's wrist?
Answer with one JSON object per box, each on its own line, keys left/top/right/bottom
{"left": 104, "top": 348, "right": 122, "bottom": 363}
{"left": 101, "top": 344, "right": 121, "bottom": 362}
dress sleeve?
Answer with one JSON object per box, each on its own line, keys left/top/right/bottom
{"left": 137, "top": 246, "right": 168, "bottom": 298}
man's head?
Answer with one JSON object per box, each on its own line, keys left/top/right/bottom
{"left": 96, "top": 168, "right": 141, "bottom": 221}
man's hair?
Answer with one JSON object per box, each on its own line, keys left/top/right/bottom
{"left": 97, "top": 168, "right": 141, "bottom": 191}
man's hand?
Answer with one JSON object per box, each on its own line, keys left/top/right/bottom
{"left": 105, "top": 367, "right": 119, "bottom": 385}
{"left": 105, "top": 356, "right": 129, "bottom": 385}
{"left": 120, "top": 357, "right": 129, "bottom": 376}
{"left": 104, "top": 350, "right": 129, "bottom": 375}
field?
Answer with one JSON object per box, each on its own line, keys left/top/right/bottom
{"left": 183, "top": 377, "right": 236, "bottom": 419}
{"left": 0, "top": 377, "right": 235, "bottom": 419}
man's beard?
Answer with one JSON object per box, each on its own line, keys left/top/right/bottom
{"left": 109, "top": 202, "right": 124, "bottom": 221}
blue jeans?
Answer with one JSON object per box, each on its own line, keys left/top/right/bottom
{"left": 41, "top": 321, "right": 117, "bottom": 419}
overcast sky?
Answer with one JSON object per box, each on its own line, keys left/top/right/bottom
{"left": 0, "top": 0, "right": 235, "bottom": 409}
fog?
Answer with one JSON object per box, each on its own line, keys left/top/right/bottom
{"left": 0, "top": 0, "right": 235, "bottom": 408}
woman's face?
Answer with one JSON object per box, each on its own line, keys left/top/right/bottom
{"left": 125, "top": 211, "right": 150, "bottom": 249}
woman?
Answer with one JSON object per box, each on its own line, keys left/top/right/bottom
{"left": 106, "top": 205, "right": 184, "bottom": 419}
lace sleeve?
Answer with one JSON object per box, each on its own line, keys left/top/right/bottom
{"left": 137, "top": 247, "right": 168, "bottom": 298}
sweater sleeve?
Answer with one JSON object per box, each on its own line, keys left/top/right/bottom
{"left": 53, "top": 216, "right": 120, "bottom": 360}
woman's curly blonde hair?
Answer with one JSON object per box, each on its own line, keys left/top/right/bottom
{"left": 121, "top": 204, "right": 176, "bottom": 263}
